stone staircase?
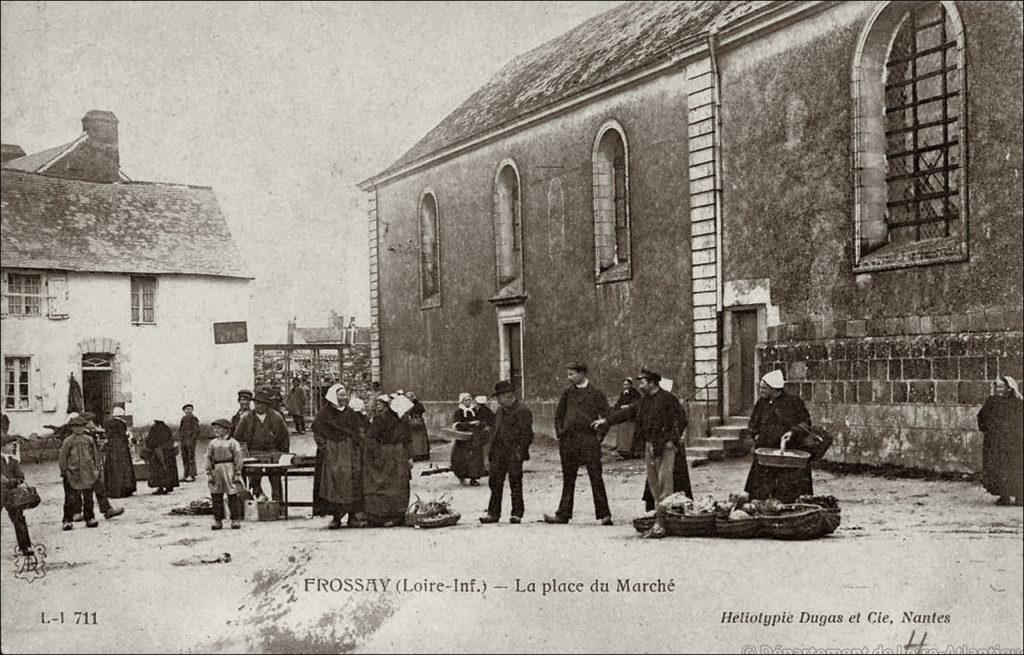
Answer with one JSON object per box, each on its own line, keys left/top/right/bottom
{"left": 686, "top": 415, "right": 750, "bottom": 467}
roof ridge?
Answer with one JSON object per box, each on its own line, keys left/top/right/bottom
{"left": 0, "top": 167, "right": 213, "bottom": 191}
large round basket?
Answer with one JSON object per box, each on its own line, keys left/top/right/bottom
{"left": 414, "top": 513, "right": 461, "bottom": 529}
{"left": 658, "top": 508, "right": 716, "bottom": 537}
{"left": 714, "top": 515, "right": 765, "bottom": 538}
{"left": 633, "top": 515, "right": 657, "bottom": 533}
{"left": 764, "top": 504, "right": 830, "bottom": 540}
{"left": 754, "top": 448, "right": 811, "bottom": 469}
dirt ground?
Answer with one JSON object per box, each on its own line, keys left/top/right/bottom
{"left": 2, "top": 434, "right": 1022, "bottom": 654}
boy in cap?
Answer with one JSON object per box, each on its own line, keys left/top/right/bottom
{"left": 58, "top": 416, "right": 102, "bottom": 529}
{"left": 546, "top": 362, "right": 613, "bottom": 525}
{"left": 2, "top": 433, "right": 34, "bottom": 554}
{"left": 230, "top": 389, "right": 254, "bottom": 455}
{"left": 479, "top": 380, "right": 533, "bottom": 524}
{"left": 206, "top": 419, "right": 244, "bottom": 530}
{"left": 178, "top": 403, "right": 200, "bottom": 482}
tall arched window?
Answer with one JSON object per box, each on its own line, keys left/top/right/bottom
{"left": 592, "top": 120, "right": 631, "bottom": 282}
{"left": 493, "top": 160, "right": 523, "bottom": 294}
{"left": 852, "top": 0, "right": 967, "bottom": 271}
{"left": 419, "top": 190, "right": 441, "bottom": 307}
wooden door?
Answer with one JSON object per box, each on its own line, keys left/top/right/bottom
{"left": 729, "top": 311, "right": 758, "bottom": 416}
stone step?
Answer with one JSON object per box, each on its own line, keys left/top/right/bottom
{"left": 691, "top": 436, "right": 742, "bottom": 450}
{"left": 723, "top": 415, "right": 750, "bottom": 426}
{"left": 687, "top": 455, "right": 709, "bottom": 468}
{"left": 709, "top": 425, "right": 746, "bottom": 438}
{"left": 686, "top": 445, "right": 726, "bottom": 461}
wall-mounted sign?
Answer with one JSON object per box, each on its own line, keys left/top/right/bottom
{"left": 213, "top": 321, "right": 248, "bottom": 344}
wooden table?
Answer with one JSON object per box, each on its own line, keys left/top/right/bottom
{"left": 240, "top": 463, "right": 315, "bottom": 519}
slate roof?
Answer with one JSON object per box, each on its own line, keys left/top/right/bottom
{"left": 2, "top": 139, "right": 80, "bottom": 172}
{"left": 368, "top": 0, "right": 761, "bottom": 184}
{"left": 0, "top": 169, "right": 253, "bottom": 279}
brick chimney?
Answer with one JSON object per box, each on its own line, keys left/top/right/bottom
{"left": 1, "top": 144, "right": 26, "bottom": 164}
{"left": 80, "top": 110, "right": 119, "bottom": 182}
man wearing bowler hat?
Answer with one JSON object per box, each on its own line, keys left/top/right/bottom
{"left": 480, "top": 380, "right": 533, "bottom": 524}
{"left": 545, "top": 362, "right": 613, "bottom": 525}
{"left": 234, "top": 390, "right": 290, "bottom": 501}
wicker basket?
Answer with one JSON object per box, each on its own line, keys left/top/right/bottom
{"left": 755, "top": 447, "right": 811, "bottom": 469}
{"left": 714, "top": 515, "right": 765, "bottom": 538}
{"left": 822, "top": 509, "right": 841, "bottom": 534}
{"left": 764, "top": 503, "right": 830, "bottom": 540}
{"left": 633, "top": 515, "right": 657, "bottom": 533}
{"left": 658, "top": 508, "right": 716, "bottom": 537}
{"left": 413, "top": 513, "right": 461, "bottom": 529}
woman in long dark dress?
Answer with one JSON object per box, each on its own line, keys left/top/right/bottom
{"left": 610, "top": 378, "right": 642, "bottom": 459}
{"left": 744, "top": 370, "right": 813, "bottom": 503}
{"left": 364, "top": 395, "right": 412, "bottom": 526}
{"left": 312, "top": 384, "right": 367, "bottom": 528}
{"left": 101, "top": 407, "right": 136, "bottom": 498}
{"left": 143, "top": 419, "right": 179, "bottom": 495}
{"left": 978, "top": 376, "right": 1024, "bottom": 506}
{"left": 451, "top": 393, "right": 488, "bottom": 485}
{"left": 404, "top": 392, "right": 430, "bottom": 461}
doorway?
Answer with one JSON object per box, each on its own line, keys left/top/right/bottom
{"left": 500, "top": 321, "right": 524, "bottom": 399}
{"left": 727, "top": 310, "right": 758, "bottom": 417}
{"left": 81, "top": 353, "right": 114, "bottom": 421}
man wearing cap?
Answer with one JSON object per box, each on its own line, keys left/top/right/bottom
{"left": 598, "top": 368, "right": 689, "bottom": 525}
{"left": 58, "top": 416, "right": 101, "bottom": 529}
{"left": 230, "top": 389, "right": 254, "bottom": 454}
{"left": 66, "top": 413, "right": 126, "bottom": 521}
{"left": 744, "top": 369, "right": 814, "bottom": 502}
{"left": 234, "top": 390, "right": 290, "bottom": 501}
{"left": 2, "top": 432, "right": 34, "bottom": 554}
{"left": 178, "top": 403, "right": 200, "bottom": 482}
{"left": 545, "top": 363, "right": 613, "bottom": 525}
{"left": 480, "top": 380, "right": 533, "bottom": 524}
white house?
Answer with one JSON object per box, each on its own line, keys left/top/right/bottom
{"left": 1, "top": 110, "right": 254, "bottom": 435}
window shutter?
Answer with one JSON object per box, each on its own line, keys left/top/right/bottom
{"left": 47, "top": 274, "right": 69, "bottom": 319}
{"left": 0, "top": 270, "right": 7, "bottom": 318}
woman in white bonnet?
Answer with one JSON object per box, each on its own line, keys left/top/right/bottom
{"left": 743, "top": 369, "right": 814, "bottom": 502}
{"left": 977, "top": 375, "right": 1023, "bottom": 506}
{"left": 451, "top": 393, "right": 488, "bottom": 485}
{"left": 311, "top": 383, "right": 367, "bottom": 528}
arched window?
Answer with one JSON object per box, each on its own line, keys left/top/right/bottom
{"left": 419, "top": 190, "right": 441, "bottom": 307}
{"left": 592, "top": 120, "right": 631, "bottom": 282}
{"left": 493, "top": 161, "right": 523, "bottom": 292}
{"left": 852, "top": 1, "right": 967, "bottom": 271}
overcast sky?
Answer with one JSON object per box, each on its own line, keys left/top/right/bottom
{"left": 0, "top": 0, "right": 621, "bottom": 341}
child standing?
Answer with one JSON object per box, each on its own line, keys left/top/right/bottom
{"left": 58, "top": 416, "right": 101, "bottom": 530}
{"left": 178, "top": 404, "right": 200, "bottom": 482}
{"left": 206, "top": 418, "right": 243, "bottom": 530}
{"left": 2, "top": 433, "right": 33, "bottom": 555}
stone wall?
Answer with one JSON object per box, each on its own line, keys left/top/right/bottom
{"left": 760, "top": 314, "right": 1023, "bottom": 472}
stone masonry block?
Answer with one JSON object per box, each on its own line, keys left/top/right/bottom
{"left": 903, "top": 316, "right": 921, "bottom": 335}
{"left": 892, "top": 381, "right": 908, "bottom": 403}
{"left": 958, "top": 357, "right": 986, "bottom": 380}
{"left": 847, "top": 319, "right": 867, "bottom": 337}
{"left": 934, "top": 380, "right": 958, "bottom": 404}
{"left": 967, "top": 312, "right": 987, "bottom": 332}
{"left": 919, "top": 315, "right": 934, "bottom": 335}
{"left": 871, "top": 381, "right": 890, "bottom": 404}
{"left": 932, "top": 357, "right": 958, "bottom": 379}
{"left": 866, "top": 318, "right": 885, "bottom": 336}
{"left": 957, "top": 381, "right": 990, "bottom": 405}
{"left": 869, "top": 360, "right": 888, "bottom": 381}
{"left": 908, "top": 381, "right": 934, "bottom": 404}
{"left": 901, "top": 358, "right": 930, "bottom": 380}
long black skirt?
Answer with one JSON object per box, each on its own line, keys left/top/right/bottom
{"left": 643, "top": 445, "right": 693, "bottom": 511}
{"left": 744, "top": 460, "right": 812, "bottom": 503}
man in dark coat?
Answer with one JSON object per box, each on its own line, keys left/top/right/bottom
{"left": 480, "top": 380, "right": 533, "bottom": 524}
{"left": 545, "top": 363, "right": 612, "bottom": 525}
{"left": 235, "top": 391, "right": 290, "bottom": 501}
{"left": 744, "top": 370, "right": 813, "bottom": 502}
{"left": 178, "top": 403, "right": 200, "bottom": 482}
{"left": 229, "top": 388, "right": 253, "bottom": 449}
{"left": 2, "top": 433, "right": 33, "bottom": 554}
{"left": 600, "top": 369, "right": 690, "bottom": 511}
{"left": 286, "top": 381, "right": 308, "bottom": 434}
{"left": 67, "top": 413, "right": 125, "bottom": 520}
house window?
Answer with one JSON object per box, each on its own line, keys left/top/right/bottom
{"left": 419, "top": 190, "right": 441, "bottom": 308}
{"left": 5, "top": 272, "right": 43, "bottom": 316}
{"left": 592, "top": 120, "right": 631, "bottom": 283}
{"left": 852, "top": 1, "right": 967, "bottom": 272}
{"left": 130, "top": 275, "right": 156, "bottom": 323}
{"left": 3, "top": 356, "right": 31, "bottom": 410}
{"left": 493, "top": 160, "right": 523, "bottom": 292}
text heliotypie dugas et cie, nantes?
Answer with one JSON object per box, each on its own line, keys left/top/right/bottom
{"left": 721, "top": 610, "right": 952, "bottom": 627}
{"left": 303, "top": 577, "right": 677, "bottom": 595}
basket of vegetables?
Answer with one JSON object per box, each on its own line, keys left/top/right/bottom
{"left": 796, "top": 495, "right": 841, "bottom": 534}
{"left": 406, "top": 494, "right": 461, "bottom": 529}
{"left": 764, "top": 503, "right": 831, "bottom": 540}
{"left": 657, "top": 493, "right": 716, "bottom": 537}
{"left": 632, "top": 514, "right": 657, "bottom": 533}
{"left": 713, "top": 492, "right": 768, "bottom": 539}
